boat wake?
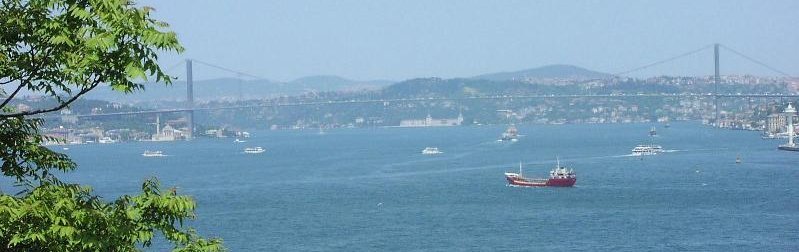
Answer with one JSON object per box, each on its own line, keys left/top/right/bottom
{"left": 373, "top": 164, "right": 508, "bottom": 179}
{"left": 666, "top": 148, "right": 728, "bottom": 153}
{"left": 506, "top": 184, "right": 541, "bottom": 188}
{"left": 613, "top": 147, "right": 728, "bottom": 157}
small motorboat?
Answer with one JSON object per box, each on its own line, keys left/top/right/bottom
{"left": 142, "top": 150, "right": 166, "bottom": 157}
{"left": 421, "top": 147, "right": 442, "bottom": 155}
{"left": 244, "top": 147, "right": 266, "bottom": 154}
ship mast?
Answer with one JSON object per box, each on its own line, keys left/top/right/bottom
{"left": 519, "top": 162, "right": 523, "bottom": 176}
{"left": 556, "top": 156, "right": 560, "bottom": 169}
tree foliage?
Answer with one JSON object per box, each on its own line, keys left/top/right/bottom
{"left": 0, "top": 0, "right": 224, "bottom": 251}
{"left": 0, "top": 0, "right": 179, "bottom": 115}
{"left": 0, "top": 181, "right": 223, "bottom": 251}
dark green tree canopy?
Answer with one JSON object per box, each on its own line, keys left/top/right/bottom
{"left": 0, "top": 0, "right": 224, "bottom": 251}
{"left": 1, "top": 0, "right": 181, "bottom": 116}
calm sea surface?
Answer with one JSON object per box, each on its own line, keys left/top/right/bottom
{"left": 27, "top": 122, "right": 799, "bottom": 250}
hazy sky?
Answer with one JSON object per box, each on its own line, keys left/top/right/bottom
{"left": 139, "top": 0, "right": 799, "bottom": 81}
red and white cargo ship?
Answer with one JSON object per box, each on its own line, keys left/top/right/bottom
{"left": 505, "top": 160, "right": 576, "bottom": 187}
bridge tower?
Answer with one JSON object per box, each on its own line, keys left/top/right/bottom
{"left": 714, "top": 43, "right": 720, "bottom": 126}
{"left": 186, "top": 59, "right": 194, "bottom": 140}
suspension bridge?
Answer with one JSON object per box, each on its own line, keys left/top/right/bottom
{"left": 39, "top": 43, "right": 798, "bottom": 139}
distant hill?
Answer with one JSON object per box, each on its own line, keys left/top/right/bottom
{"left": 380, "top": 78, "right": 583, "bottom": 99}
{"left": 288, "top": 75, "right": 394, "bottom": 92}
{"left": 83, "top": 76, "right": 394, "bottom": 103}
{"left": 53, "top": 65, "right": 612, "bottom": 103}
{"left": 472, "top": 64, "right": 612, "bottom": 81}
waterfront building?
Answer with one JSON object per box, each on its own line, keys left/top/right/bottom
{"left": 399, "top": 113, "right": 464, "bottom": 127}
{"left": 766, "top": 114, "right": 787, "bottom": 134}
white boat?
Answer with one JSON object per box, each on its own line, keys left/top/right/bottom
{"left": 98, "top": 137, "right": 116, "bottom": 144}
{"left": 234, "top": 138, "right": 246, "bottom": 143}
{"left": 244, "top": 147, "right": 265, "bottom": 154}
{"left": 631, "top": 144, "right": 664, "bottom": 156}
{"left": 421, "top": 147, "right": 442, "bottom": 155}
{"left": 762, "top": 132, "right": 799, "bottom": 139}
{"left": 499, "top": 125, "right": 518, "bottom": 142}
{"left": 142, "top": 150, "right": 166, "bottom": 157}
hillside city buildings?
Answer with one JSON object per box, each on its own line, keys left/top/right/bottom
{"left": 26, "top": 74, "right": 799, "bottom": 144}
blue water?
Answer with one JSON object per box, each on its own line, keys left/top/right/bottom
{"left": 30, "top": 122, "right": 799, "bottom": 250}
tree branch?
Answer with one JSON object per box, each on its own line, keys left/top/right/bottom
{"left": 0, "top": 83, "right": 26, "bottom": 109}
{"left": 0, "top": 81, "right": 101, "bottom": 118}
{"left": 0, "top": 45, "right": 52, "bottom": 111}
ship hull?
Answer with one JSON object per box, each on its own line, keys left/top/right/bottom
{"left": 506, "top": 177, "right": 576, "bottom": 187}
{"left": 778, "top": 145, "right": 799, "bottom": 151}
{"left": 545, "top": 178, "right": 577, "bottom": 187}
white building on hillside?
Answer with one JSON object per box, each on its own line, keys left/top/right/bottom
{"left": 399, "top": 113, "right": 463, "bottom": 127}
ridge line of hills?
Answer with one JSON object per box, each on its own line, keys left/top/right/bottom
{"left": 81, "top": 64, "right": 612, "bottom": 102}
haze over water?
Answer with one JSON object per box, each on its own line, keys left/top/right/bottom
{"left": 38, "top": 122, "right": 799, "bottom": 251}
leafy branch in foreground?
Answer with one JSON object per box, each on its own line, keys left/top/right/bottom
{"left": 0, "top": 0, "right": 223, "bottom": 250}
{"left": 0, "top": 0, "right": 180, "bottom": 118}
{"left": 0, "top": 179, "right": 223, "bottom": 251}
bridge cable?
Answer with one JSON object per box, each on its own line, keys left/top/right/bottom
{"left": 191, "top": 59, "right": 268, "bottom": 80}
{"left": 719, "top": 44, "right": 793, "bottom": 78}
{"left": 158, "top": 61, "right": 186, "bottom": 80}
{"left": 612, "top": 44, "right": 715, "bottom": 77}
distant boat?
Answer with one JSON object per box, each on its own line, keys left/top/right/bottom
{"left": 762, "top": 132, "right": 798, "bottom": 140}
{"left": 631, "top": 144, "right": 664, "bottom": 156}
{"left": 778, "top": 145, "right": 799, "bottom": 151}
{"left": 505, "top": 160, "right": 576, "bottom": 187}
{"left": 635, "top": 128, "right": 663, "bottom": 156}
{"left": 244, "top": 147, "right": 265, "bottom": 154}
{"left": 142, "top": 150, "right": 166, "bottom": 157}
{"left": 499, "top": 125, "right": 518, "bottom": 142}
{"left": 735, "top": 154, "right": 742, "bottom": 164}
{"left": 421, "top": 147, "right": 442, "bottom": 155}
{"left": 98, "top": 137, "right": 116, "bottom": 144}
{"left": 234, "top": 138, "right": 246, "bottom": 143}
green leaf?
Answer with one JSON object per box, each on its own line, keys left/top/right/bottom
{"left": 124, "top": 63, "right": 147, "bottom": 81}
{"left": 86, "top": 33, "right": 115, "bottom": 50}
{"left": 48, "top": 35, "right": 73, "bottom": 45}
{"left": 69, "top": 7, "right": 91, "bottom": 20}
